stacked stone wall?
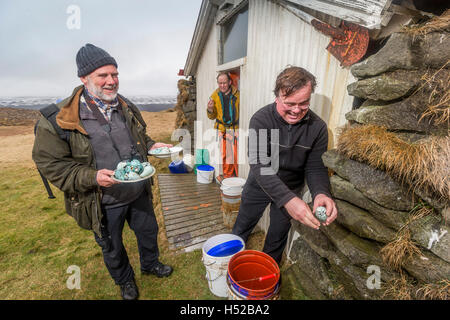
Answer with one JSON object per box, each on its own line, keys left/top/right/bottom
{"left": 175, "top": 78, "right": 196, "bottom": 152}
{"left": 287, "top": 19, "right": 449, "bottom": 300}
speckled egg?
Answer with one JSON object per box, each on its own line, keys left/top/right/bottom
{"left": 116, "top": 161, "right": 128, "bottom": 171}
{"left": 129, "top": 159, "right": 143, "bottom": 174}
{"left": 124, "top": 163, "right": 132, "bottom": 173}
{"left": 140, "top": 165, "right": 154, "bottom": 178}
{"left": 315, "top": 206, "right": 328, "bottom": 223}
{"left": 114, "top": 169, "right": 126, "bottom": 180}
{"left": 153, "top": 147, "right": 170, "bottom": 154}
{"left": 114, "top": 159, "right": 150, "bottom": 181}
{"left": 125, "top": 172, "right": 140, "bottom": 180}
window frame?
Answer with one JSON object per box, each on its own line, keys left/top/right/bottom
{"left": 217, "top": 0, "right": 249, "bottom": 67}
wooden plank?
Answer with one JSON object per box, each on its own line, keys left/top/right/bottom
{"left": 162, "top": 205, "right": 220, "bottom": 217}
{"left": 168, "top": 223, "right": 230, "bottom": 248}
{"left": 163, "top": 208, "right": 220, "bottom": 225}
{"left": 161, "top": 200, "right": 222, "bottom": 213}
{"left": 161, "top": 194, "right": 221, "bottom": 207}
{"left": 157, "top": 173, "right": 227, "bottom": 253}
{"left": 159, "top": 187, "right": 220, "bottom": 195}
{"left": 160, "top": 188, "right": 216, "bottom": 195}
{"left": 165, "top": 215, "right": 224, "bottom": 233}
{"left": 167, "top": 219, "right": 227, "bottom": 243}
{"left": 161, "top": 194, "right": 220, "bottom": 206}
{"left": 162, "top": 196, "right": 221, "bottom": 208}
{"left": 166, "top": 217, "right": 224, "bottom": 238}
{"left": 158, "top": 173, "right": 194, "bottom": 177}
{"left": 161, "top": 194, "right": 221, "bottom": 205}
{"left": 177, "top": 227, "right": 231, "bottom": 253}
{"left": 157, "top": 174, "right": 217, "bottom": 181}
{"left": 161, "top": 198, "right": 221, "bottom": 208}
{"left": 159, "top": 182, "right": 217, "bottom": 188}
{"left": 161, "top": 200, "right": 221, "bottom": 210}
{"left": 162, "top": 207, "right": 221, "bottom": 219}
{"left": 163, "top": 206, "right": 220, "bottom": 220}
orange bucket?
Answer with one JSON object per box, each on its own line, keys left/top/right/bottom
{"left": 227, "top": 250, "right": 280, "bottom": 300}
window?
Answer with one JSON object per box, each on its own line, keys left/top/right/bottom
{"left": 221, "top": 5, "right": 248, "bottom": 64}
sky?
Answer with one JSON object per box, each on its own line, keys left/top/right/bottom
{"left": 0, "top": 0, "right": 203, "bottom": 97}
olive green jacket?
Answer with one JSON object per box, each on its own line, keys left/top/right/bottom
{"left": 32, "top": 85, "right": 155, "bottom": 237}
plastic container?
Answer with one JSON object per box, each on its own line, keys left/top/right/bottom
{"left": 227, "top": 250, "right": 280, "bottom": 300}
{"left": 207, "top": 239, "right": 244, "bottom": 257}
{"left": 221, "top": 177, "right": 246, "bottom": 196}
{"left": 220, "top": 178, "right": 245, "bottom": 227}
{"left": 202, "top": 234, "right": 245, "bottom": 298}
{"left": 227, "top": 276, "right": 280, "bottom": 300}
{"left": 197, "top": 164, "right": 214, "bottom": 184}
{"left": 168, "top": 160, "right": 188, "bottom": 174}
{"left": 194, "top": 149, "right": 210, "bottom": 174}
{"left": 221, "top": 192, "right": 242, "bottom": 204}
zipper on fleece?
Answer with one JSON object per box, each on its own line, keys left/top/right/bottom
{"left": 281, "top": 124, "right": 292, "bottom": 168}
{"left": 287, "top": 124, "right": 292, "bottom": 146}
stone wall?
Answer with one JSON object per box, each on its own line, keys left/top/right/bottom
{"left": 286, "top": 17, "right": 449, "bottom": 300}
{"left": 175, "top": 78, "right": 196, "bottom": 152}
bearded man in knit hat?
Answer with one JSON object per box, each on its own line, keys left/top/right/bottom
{"left": 33, "top": 43, "right": 173, "bottom": 300}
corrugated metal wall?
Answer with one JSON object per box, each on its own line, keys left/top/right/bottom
{"left": 241, "top": 0, "right": 355, "bottom": 179}
{"left": 195, "top": 0, "right": 356, "bottom": 232}
{"left": 194, "top": 26, "right": 221, "bottom": 165}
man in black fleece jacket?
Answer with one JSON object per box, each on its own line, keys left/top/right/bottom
{"left": 232, "top": 66, "right": 337, "bottom": 264}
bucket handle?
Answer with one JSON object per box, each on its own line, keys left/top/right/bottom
{"left": 202, "top": 258, "right": 216, "bottom": 267}
{"left": 202, "top": 259, "right": 228, "bottom": 271}
{"left": 205, "top": 272, "right": 223, "bottom": 282}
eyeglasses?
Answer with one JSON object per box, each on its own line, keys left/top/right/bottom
{"left": 277, "top": 96, "right": 310, "bottom": 111}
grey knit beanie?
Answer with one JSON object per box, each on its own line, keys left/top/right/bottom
{"left": 76, "top": 43, "right": 118, "bottom": 77}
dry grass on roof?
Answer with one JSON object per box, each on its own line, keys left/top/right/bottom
{"left": 402, "top": 9, "right": 450, "bottom": 35}
{"left": 337, "top": 125, "right": 450, "bottom": 201}
{"left": 380, "top": 202, "right": 432, "bottom": 272}
{"left": 382, "top": 272, "right": 416, "bottom": 300}
{"left": 380, "top": 227, "right": 421, "bottom": 272}
{"left": 418, "top": 60, "right": 450, "bottom": 126}
{"left": 175, "top": 79, "right": 191, "bottom": 128}
{"left": 416, "top": 279, "right": 450, "bottom": 300}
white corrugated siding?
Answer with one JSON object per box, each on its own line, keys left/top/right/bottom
{"left": 243, "top": 0, "right": 355, "bottom": 231}
{"left": 193, "top": 25, "right": 222, "bottom": 172}
{"left": 241, "top": 0, "right": 355, "bottom": 178}
{"left": 194, "top": 0, "right": 356, "bottom": 232}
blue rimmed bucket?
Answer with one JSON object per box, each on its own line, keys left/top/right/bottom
{"left": 196, "top": 164, "right": 214, "bottom": 184}
{"left": 202, "top": 234, "right": 245, "bottom": 297}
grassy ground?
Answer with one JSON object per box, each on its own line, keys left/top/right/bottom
{"left": 0, "top": 114, "right": 304, "bottom": 300}
{"left": 0, "top": 163, "right": 268, "bottom": 299}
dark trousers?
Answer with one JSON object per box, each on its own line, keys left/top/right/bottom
{"left": 94, "top": 191, "right": 159, "bottom": 285}
{"left": 232, "top": 183, "right": 293, "bottom": 264}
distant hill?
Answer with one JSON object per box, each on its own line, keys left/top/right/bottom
{"left": 0, "top": 95, "right": 176, "bottom": 112}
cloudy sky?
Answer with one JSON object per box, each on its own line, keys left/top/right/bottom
{"left": 0, "top": 0, "right": 202, "bottom": 97}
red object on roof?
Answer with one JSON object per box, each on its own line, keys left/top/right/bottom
{"left": 178, "top": 69, "right": 184, "bottom": 76}
{"left": 310, "top": 20, "right": 369, "bottom": 67}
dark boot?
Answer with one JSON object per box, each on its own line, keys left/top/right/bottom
{"left": 120, "top": 278, "right": 139, "bottom": 300}
{"left": 141, "top": 261, "right": 173, "bottom": 278}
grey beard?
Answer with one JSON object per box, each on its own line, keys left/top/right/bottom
{"left": 86, "top": 80, "right": 118, "bottom": 102}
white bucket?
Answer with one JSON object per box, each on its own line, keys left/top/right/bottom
{"left": 197, "top": 165, "right": 214, "bottom": 184}
{"left": 221, "top": 177, "right": 246, "bottom": 196}
{"left": 202, "top": 234, "right": 245, "bottom": 298}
